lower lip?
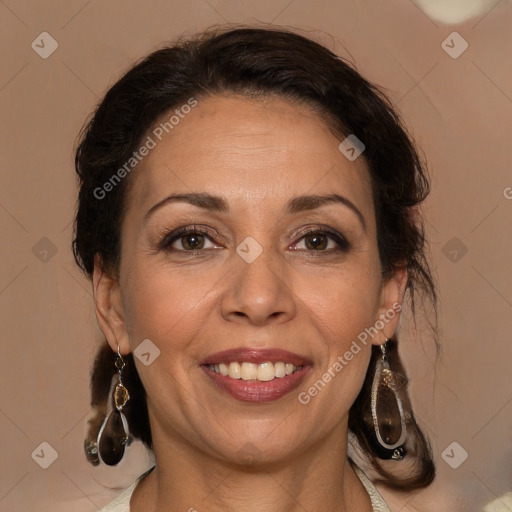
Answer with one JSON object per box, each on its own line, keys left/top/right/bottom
{"left": 201, "top": 365, "right": 311, "bottom": 403}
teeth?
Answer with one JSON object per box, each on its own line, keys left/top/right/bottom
{"left": 274, "top": 361, "right": 286, "bottom": 378}
{"left": 208, "top": 361, "right": 303, "bottom": 381}
{"left": 241, "top": 362, "right": 258, "bottom": 380}
{"left": 257, "top": 362, "right": 275, "bottom": 382}
{"left": 228, "top": 362, "right": 241, "bottom": 379}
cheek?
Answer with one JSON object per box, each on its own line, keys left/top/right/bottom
{"left": 291, "top": 271, "right": 378, "bottom": 425}
{"left": 300, "top": 262, "right": 381, "bottom": 336}
{"left": 120, "top": 259, "right": 218, "bottom": 353}
{"left": 298, "top": 262, "right": 381, "bottom": 385}
{"left": 121, "top": 251, "right": 382, "bottom": 347}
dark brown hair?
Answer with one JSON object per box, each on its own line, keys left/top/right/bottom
{"left": 74, "top": 26, "right": 438, "bottom": 489}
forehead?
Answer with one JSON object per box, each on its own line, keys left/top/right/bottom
{"left": 126, "top": 94, "right": 373, "bottom": 219}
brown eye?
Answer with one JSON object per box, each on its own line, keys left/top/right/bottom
{"left": 304, "top": 233, "right": 328, "bottom": 250}
{"left": 159, "top": 226, "right": 220, "bottom": 252}
{"left": 293, "top": 229, "right": 350, "bottom": 252}
{"left": 179, "top": 233, "right": 206, "bottom": 250}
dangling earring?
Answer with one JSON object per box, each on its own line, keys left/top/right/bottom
{"left": 371, "top": 337, "right": 407, "bottom": 460}
{"left": 96, "top": 344, "right": 132, "bottom": 465}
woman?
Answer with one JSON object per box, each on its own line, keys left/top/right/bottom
{"left": 73, "top": 26, "right": 438, "bottom": 512}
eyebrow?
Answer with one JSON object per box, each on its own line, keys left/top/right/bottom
{"left": 144, "top": 192, "right": 366, "bottom": 231}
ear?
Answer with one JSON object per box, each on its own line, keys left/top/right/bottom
{"left": 372, "top": 264, "right": 408, "bottom": 346}
{"left": 92, "top": 254, "right": 131, "bottom": 355}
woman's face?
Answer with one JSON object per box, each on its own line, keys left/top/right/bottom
{"left": 95, "top": 94, "right": 405, "bottom": 465}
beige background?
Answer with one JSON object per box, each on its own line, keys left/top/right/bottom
{"left": 1, "top": 1, "right": 511, "bottom": 511}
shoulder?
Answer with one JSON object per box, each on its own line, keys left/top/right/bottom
{"left": 98, "top": 466, "right": 156, "bottom": 512}
{"left": 353, "top": 464, "right": 392, "bottom": 512}
{"left": 98, "top": 481, "right": 137, "bottom": 512}
{"left": 483, "top": 492, "right": 512, "bottom": 511}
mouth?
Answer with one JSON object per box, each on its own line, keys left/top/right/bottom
{"left": 200, "top": 347, "right": 313, "bottom": 403}
{"left": 204, "top": 361, "right": 303, "bottom": 381}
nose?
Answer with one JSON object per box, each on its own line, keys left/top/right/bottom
{"left": 220, "top": 242, "right": 297, "bottom": 326}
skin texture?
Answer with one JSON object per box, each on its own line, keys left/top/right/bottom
{"left": 93, "top": 94, "right": 407, "bottom": 512}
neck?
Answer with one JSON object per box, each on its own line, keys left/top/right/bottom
{"left": 130, "top": 423, "right": 373, "bottom": 512}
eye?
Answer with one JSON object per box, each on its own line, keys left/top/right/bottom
{"left": 291, "top": 228, "right": 350, "bottom": 252}
{"left": 157, "top": 225, "right": 349, "bottom": 254}
{"left": 159, "top": 226, "right": 220, "bottom": 252}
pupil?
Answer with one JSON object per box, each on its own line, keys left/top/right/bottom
{"left": 306, "top": 234, "right": 327, "bottom": 250}
{"left": 184, "top": 234, "right": 203, "bottom": 249}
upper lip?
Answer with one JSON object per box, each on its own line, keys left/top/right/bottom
{"left": 201, "top": 347, "right": 313, "bottom": 366}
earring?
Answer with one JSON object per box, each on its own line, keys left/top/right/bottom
{"left": 96, "top": 344, "right": 132, "bottom": 465}
{"left": 370, "top": 338, "right": 407, "bottom": 460}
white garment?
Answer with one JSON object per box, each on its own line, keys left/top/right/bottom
{"left": 99, "top": 464, "right": 390, "bottom": 511}
{"left": 482, "top": 492, "right": 512, "bottom": 511}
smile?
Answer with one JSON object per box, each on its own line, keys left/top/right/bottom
{"left": 200, "top": 347, "right": 313, "bottom": 402}
{"left": 206, "top": 361, "right": 303, "bottom": 381}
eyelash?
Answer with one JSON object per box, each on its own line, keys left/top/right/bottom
{"left": 158, "top": 225, "right": 350, "bottom": 254}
